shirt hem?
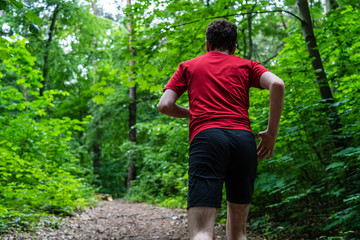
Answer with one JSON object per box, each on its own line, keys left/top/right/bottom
{"left": 190, "top": 126, "right": 252, "bottom": 142}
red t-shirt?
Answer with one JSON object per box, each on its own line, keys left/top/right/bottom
{"left": 164, "top": 51, "right": 268, "bottom": 142}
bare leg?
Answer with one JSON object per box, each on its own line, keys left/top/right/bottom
{"left": 188, "top": 207, "right": 217, "bottom": 240}
{"left": 226, "top": 202, "right": 250, "bottom": 240}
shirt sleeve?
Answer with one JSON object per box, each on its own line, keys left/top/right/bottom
{"left": 249, "top": 60, "right": 269, "bottom": 89}
{"left": 163, "top": 63, "right": 188, "bottom": 97}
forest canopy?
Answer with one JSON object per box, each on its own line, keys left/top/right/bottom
{"left": 0, "top": 0, "right": 359, "bottom": 239}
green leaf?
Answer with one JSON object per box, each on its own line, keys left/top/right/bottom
{"left": 8, "top": 0, "right": 23, "bottom": 9}
{"left": 24, "top": 10, "right": 42, "bottom": 25}
{"left": 0, "top": 0, "right": 7, "bottom": 10}
{"left": 333, "top": 147, "right": 360, "bottom": 158}
{"left": 0, "top": 36, "right": 8, "bottom": 43}
{"left": 103, "top": 87, "right": 115, "bottom": 95}
{"left": 92, "top": 95, "right": 106, "bottom": 104}
{"left": 0, "top": 49, "right": 10, "bottom": 59}
{"left": 29, "top": 23, "right": 40, "bottom": 34}
{"left": 325, "top": 162, "right": 345, "bottom": 171}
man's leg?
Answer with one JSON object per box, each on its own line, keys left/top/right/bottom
{"left": 188, "top": 206, "right": 217, "bottom": 240}
{"left": 226, "top": 202, "right": 250, "bottom": 240}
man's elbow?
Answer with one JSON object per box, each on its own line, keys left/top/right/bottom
{"left": 271, "top": 79, "right": 285, "bottom": 91}
{"left": 157, "top": 103, "right": 165, "bottom": 113}
{"left": 157, "top": 102, "right": 172, "bottom": 114}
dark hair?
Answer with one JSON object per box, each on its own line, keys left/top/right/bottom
{"left": 206, "top": 19, "right": 237, "bottom": 53}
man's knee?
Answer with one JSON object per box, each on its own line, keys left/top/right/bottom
{"left": 188, "top": 206, "right": 217, "bottom": 220}
{"left": 226, "top": 202, "right": 250, "bottom": 240}
{"left": 188, "top": 207, "right": 217, "bottom": 240}
{"left": 227, "top": 202, "right": 250, "bottom": 216}
{"left": 192, "top": 231, "right": 213, "bottom": 240}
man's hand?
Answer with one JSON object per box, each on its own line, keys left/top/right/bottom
{"left": 255, "top": 130, "right": 277, "bottom": 159}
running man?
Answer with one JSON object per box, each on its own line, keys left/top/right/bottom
{"left": 158, "top": 19, "right": 285, "bottom": 240}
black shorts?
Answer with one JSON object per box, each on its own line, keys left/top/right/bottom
{"left": 187, "top": 128, "right": 258, "bottom": 209}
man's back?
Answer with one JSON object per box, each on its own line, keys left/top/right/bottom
{"left": 165, "top": 51, "right": 268, "bottom": 141}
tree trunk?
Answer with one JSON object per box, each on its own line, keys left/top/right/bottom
{"left": 127, "top": 0, "right": 136, "bottom": 189}
{"left": 90, "top": 0, "right": 101, "bottom": 177}
{"left": 40, "top": 4, "right": 60, "bottom": 96}
{"left": 297, "top": 0, "right": 344, "bottom": 148}
{"left": 241, "top": 28, "right": 247, "bottom": 58}
{"left": 245, "top": 1, "right": 253, "bottom": 59}
{"left": 247, "top": 12, "right": 252, "bottom": 59}
{"left": 91, "top": 0, "right": 98, "bottom": 69}
{"left": 93, "top": 127, "right": 101, "bottom": 176}
{"left": 204, "top": 0, "right": 209, "bottom": 7}
{"left": 324, "top": 0, "right": 338, "bottom": 13}
{"left": 280, "top": 11, "right": 288, "bottom": 30}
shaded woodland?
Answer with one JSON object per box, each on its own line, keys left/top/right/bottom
{"left": 0, "top": 0, "right": 359, "bottom": 239}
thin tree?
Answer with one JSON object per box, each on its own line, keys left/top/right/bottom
{"left": 40, "top": 4, "right": 60, "bottom": 96}
{"left": 90, "top": 0, "right": 101, "bottom": 178}
{"left": 325, "top": 0, "right": 338, "bottom": 13}
{"left": 297, "top": 0, "right": 344, "bottom": 148}
{"left": 247, "top": 10, "right": 253, "bottom": 59}
{"left": 126, "top": 0, "right": 136, "bottom": 189}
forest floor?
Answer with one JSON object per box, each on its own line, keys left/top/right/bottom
{"left": 1, "top": 200, "right": 265, "bottom": 240}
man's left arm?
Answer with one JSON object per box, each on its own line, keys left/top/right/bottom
{"left": 158, "top": 89, "right": 190, "bottom": 119}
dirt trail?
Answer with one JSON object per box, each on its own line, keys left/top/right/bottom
{"left": 1, "top": 200, "right": 264, "bottom": 240}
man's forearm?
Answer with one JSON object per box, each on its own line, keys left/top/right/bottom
{"left": 267, "top": 82, "right": 285, "bottom": 136}
{"left": 158, "top": 89, "right": 191, "bottom": 119}
{"left": 159, "top": 103, "right": 191, "bottom": 119}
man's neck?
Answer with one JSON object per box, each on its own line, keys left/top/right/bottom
{"left": 211, "top": 49, "right": 230, "bottom": 55}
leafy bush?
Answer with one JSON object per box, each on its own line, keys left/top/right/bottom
{"left": 126, "top": 119, "right": 189, "bottom": 209}
{"left": 0, "top": 39, "right": 95, "bottom": 233}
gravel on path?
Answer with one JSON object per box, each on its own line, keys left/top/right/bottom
{"left": 1, "top": 200, "right": 264, "bottom": 240}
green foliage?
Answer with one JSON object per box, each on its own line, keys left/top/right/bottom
{"left": 1, "top": 0, "right": 359, "bottom": 238}
{"left": 0, "top": 38, "right": 95, "bottom": 233}
{"left": 85, "top": 85, "right": 130, "bottom": 196}
{"left": 246, "top": 4, "right": 360, "bottom": 239}
{"left": 24, "top": 10, "right": 41, "bottom": 25}
{"left": 8, "top": 0, "right": 23, "bottom": 9}
{"left": 0, "top": 36, "right": 10, "bottom": 59}
{"left": 0, "top": 0, "right": 7, "bottom": 10}
{"left": 126, "top": 119, "right": 189, "bottom": 209}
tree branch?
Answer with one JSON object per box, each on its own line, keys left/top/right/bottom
{"left": 168, "top": 9, "right": 303, "bottom": 29}
{"left": 261, "top": 43, "right": 285, "bottom": 65}
{"left": 40, "top": 4, "right": 61, "bottom": 97}
{"left": 261, "top": 53, "right": 279, "bottom": 65}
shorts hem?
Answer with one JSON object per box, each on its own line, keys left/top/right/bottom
{"left": 187, "top": 202, "right": 221, "bottom": 209}
{"left": 226, "top": 198, "right": 253, "bottom": 205}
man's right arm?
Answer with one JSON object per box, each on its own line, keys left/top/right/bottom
{"left": 158, "top": 89, "right": 191, "bottom": 119}
{"left": 256, "top": 71, "right": 285, "bottom": 159}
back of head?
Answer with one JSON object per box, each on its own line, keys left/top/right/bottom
{"left": 206, "top": 19, "right": 237, "bottom": 53}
